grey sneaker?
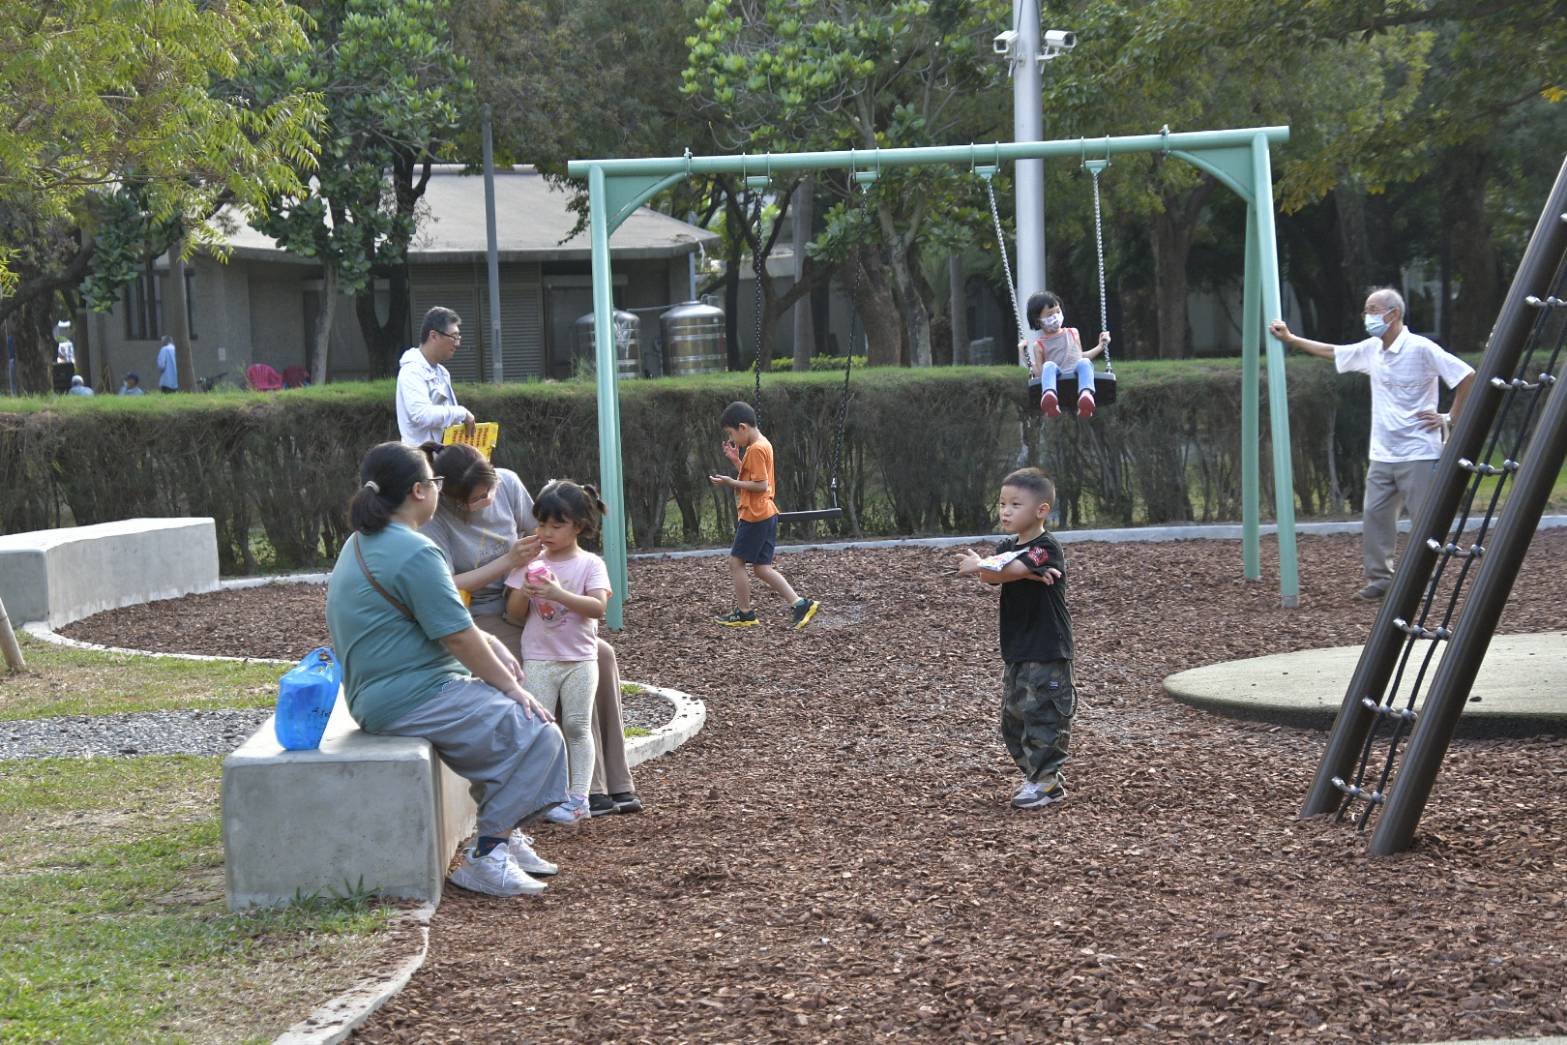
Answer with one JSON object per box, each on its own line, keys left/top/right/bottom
{"left": 1356, "top": 584, "right": 1388, "bottom": 602}
{"left": 448, "top": 843, "right": 547, "bottom": 897}
{"left": 1011, "top": 780, "right": 1067, "bottom": 810}
{"left": 506, "top": 831, "right": 558, "bottom": 876}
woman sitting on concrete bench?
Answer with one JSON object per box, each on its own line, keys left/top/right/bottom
{"left": 325, "top": 441, "right": 569, "bottom": 898}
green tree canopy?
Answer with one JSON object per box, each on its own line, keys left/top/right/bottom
{"left": 244, "top": 0, "right": 472, "bottom": 382}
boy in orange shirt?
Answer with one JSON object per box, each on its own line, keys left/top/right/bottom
{"left": 708, "top": 401, "right": 820, "bottom": 629}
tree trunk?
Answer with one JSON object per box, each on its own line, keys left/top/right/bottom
{"left": 874, "top": 204, "right": 931, "bottom": 367}
{"left": 1334, "top": 184, "right": 1373, "bottom": 324}
{"left": 0, "top": 593, "right": 24, "bottom": 673}
{"left": 8, "top": 294, "right": 54, "bottom": 394}
{"left": 853, "top": 248, "right": 901, "bottom": 367}
{"left": 1442, "top": 147, "right": 1502, "bottom": 353}
{"left": 311, "top": 262, "right": 338, "bottom": 386}
{"left": 1150, "top": 208, "right": 1193, "bottom": 359}
{"left": 355, "top": 262, "right": 413, "bottom": 378}
{"left": 167, "top": 241, "right": 197, "bottom": 391}
{"left": 948, "top": 253, "right": 968, "bottom": 365}
{"left": 791, "top": 178, "right": 816, "bottom": 372}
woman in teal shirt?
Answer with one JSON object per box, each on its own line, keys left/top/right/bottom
{"left": 325, "top": 441, "right": 569, "bottom": 898}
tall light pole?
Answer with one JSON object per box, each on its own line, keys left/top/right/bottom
{"left": 998, "top": 3, "right": 1075, "bottom": 356}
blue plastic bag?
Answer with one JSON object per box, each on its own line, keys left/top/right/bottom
{"left": 274, "top": 647, "right": 342, "bottom": 751}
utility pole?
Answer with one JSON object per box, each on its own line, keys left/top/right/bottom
{"left": 1000, "top": 2, "right": 1075, "bottom": 357}
{"left": 482, "top": 105, "right": 504, "bottom": 384}
{"left": 1012, "top": 0, "right": 1044, "bottom": 337}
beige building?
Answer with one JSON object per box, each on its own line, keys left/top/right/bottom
{"left": 82, "top": 166, "right": 718, "bottom": 388}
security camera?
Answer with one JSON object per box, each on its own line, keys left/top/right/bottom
{"left": 993, "top": 29, "right": 1018, "bottom": 56}
{"left": 1043, "top": 29, "right": 1076, "bottom": 50}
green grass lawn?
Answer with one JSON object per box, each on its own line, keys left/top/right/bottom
{"left": 0, "top": 642, "right": 406, "bottom": 1044}
{"left": 0, "top": 756, "right": 398, "bottom": 1044}
{"left": 0, "top": 634, "right": 281, "bottom": 721}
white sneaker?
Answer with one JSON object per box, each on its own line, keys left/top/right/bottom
{"left": 507, "top": 831, "right": 559, "bottom": 876}
{"left": 544, "top": 793, "right": 589, "bottom": 825}
{"left": 448, "top": 843, "right": 547, "bottom": 897}
{"left": 1011, "top": 780, "right": 1067, "bottom": 810}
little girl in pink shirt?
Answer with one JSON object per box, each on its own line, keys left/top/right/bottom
{"left": 505, "top": 480, "right": 612, "bottom": 824}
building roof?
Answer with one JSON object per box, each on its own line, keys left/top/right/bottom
{"left": 219, "top": 165, "right": 717, "bottom": 265}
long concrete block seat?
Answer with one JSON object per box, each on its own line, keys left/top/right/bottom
{"left": 0, "top": 518, "right": 219, "bottom": 628}
{"left": 222, "top": 695, "right": 477, "bottom": 910}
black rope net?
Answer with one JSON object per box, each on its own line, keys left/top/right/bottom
{"left": 1333, "top": 253, "right": 1567, "bottom": 829}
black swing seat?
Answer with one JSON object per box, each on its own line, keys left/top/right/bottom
{"left": 777, "top": 506, "right": 844, "bottom": 525}
{"left": 1026, "top": 368, "right": 1118, "bottom": 415}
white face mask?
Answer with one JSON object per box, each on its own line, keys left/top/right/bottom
{"left": 1041, "top": 313, "right": 1063, "bottom": 332}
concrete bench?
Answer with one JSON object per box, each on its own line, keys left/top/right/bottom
{"left": 0, "top": 518, "right": 218, "bottom": 628}
{"left": 222, "top": 682, "right": 705, "bottom": 911}
{"left": 222, "top": 695, "right": 477, "bottom": 910}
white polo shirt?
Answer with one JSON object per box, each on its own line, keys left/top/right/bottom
{"left": 1334, "top": 329, "right": 1473, "bottom": 463}
{"left": 395, "top": 347, "right": 466, "bottom": 446}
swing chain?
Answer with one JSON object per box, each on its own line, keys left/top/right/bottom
{"left": 828, "top": 191, "right": 864, "bottom": 508}
{"left": 749, "top": 189, "right": 766, "bottom": 427}
{"left": 1089, "top": 165, "right": 1113, "bottom": 372}
{"left": 983, "top": 174, "right": 1028, "bottom": 366}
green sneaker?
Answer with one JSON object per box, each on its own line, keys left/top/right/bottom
{"left": 791, "top": 598, "right": 820, "bottom": 630}
{"left": 715, "top": 608, "right": 759, "bottom": 627}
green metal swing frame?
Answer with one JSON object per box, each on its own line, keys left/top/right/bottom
{"left": 568, "top": 125, "right": 1299, "bottom": 628}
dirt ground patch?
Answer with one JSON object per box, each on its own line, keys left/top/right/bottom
{"left": 68, "top": 533, "right": 1567, "bottom": 1042}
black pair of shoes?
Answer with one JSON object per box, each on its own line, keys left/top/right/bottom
{"left": 588, "top": 792, "right": 645, "bottom": 817}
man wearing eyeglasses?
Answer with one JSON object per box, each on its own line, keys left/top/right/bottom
{"left": 397, "top": 306, "right": 478, "bottom": 446}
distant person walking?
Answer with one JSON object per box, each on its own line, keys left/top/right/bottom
{"left": 397, "top": 307, "right": 475, "bottom": 446}
{"left": 156, "top": 335, "right": 178, "bottom": 393}
{"left": 1270, "top": 288, "right": 1475, "bottom": 601}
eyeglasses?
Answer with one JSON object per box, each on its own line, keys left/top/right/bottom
{"left": 436, "top": 329, "right": 462, "bottom": 343}
{"left": 421, "top": 476, "right": 446, "bottom": 491}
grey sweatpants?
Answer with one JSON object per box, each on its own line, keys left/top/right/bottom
{"left": 473, "top": 614, "right": 636, "bottom": 795}
{"left": 1363, "top": 459, "right": 1437, "bottom": 590}
{"left": 377, "top": 677, "right": 570, "bottom": 838}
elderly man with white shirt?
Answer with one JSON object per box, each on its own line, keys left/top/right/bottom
{"left": 1271, "top": 288, "right": 1475, "bottom": 601}
{"left": 397, "top": 306, "right": 476, "bottom": 446}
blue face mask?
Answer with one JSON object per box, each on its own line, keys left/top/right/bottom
{"left": 1364, "top": 311, "right": 1392, "bottom": 337}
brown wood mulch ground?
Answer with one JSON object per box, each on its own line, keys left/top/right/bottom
{"left": 66, "top": 533, "right": 1567, "bottom": 1043}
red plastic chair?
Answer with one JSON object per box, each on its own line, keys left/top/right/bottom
{"left": 246, "top": 363, "right": 284, "bottom": 391}
{"left": 281, "top": 364, "right": 310, "bottom": 389}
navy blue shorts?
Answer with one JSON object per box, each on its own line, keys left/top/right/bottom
{"left": 730, "top": 515, "right": 778, "bottom": 566}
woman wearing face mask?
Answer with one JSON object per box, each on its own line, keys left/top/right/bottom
{"left": 423, "top": 443, "right": 646, "bottom": 817}
{"left": 1020, "top": 291, "right": 1112, "bottom": 419}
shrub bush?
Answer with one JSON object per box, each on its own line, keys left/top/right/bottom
{"left": 0, "top": 360, "right": 1380, "bottom": 573}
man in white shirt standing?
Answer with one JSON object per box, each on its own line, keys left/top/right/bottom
{"left": 397, "top": 306, "right": 476, "bottom": 446}
{"left": 1271, "top": 288, "right": 1475, "bottom": 601}
{"left": 156, "top": 335, "right": 179, "bottom": 392}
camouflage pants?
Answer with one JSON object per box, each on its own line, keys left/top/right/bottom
{"left": 1000, "top": 659, "right": 1076, "bottom": 788}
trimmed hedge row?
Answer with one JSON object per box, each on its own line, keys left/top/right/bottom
{"left": 0, "top": 362, "right": 1373, "bottom": 574}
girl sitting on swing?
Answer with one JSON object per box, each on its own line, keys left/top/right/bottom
{"left": 1021, "top": 290, "right": 1110, "bottom": 420}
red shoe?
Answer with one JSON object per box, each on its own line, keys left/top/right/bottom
{"left": 1039, "top": 389, "right": 1061, "bottom": 418}
{"left": 1077, "top": 391, "right": 1096, "bottom": 419}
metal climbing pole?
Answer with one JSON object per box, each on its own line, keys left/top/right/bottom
{"left": 1302, "top": 155, "right": 1567, "bottom": 854}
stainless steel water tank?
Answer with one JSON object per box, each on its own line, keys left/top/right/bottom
{"left": 571, "top": 309, "right": 641, "bottom": 379}
{"left": 660, "top": 301, "right": 726, "bottom": 375}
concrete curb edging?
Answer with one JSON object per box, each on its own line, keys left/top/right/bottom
{"left": 270, "top": 683, "right": 705, "bottom": 1045}
{"left": 624, "top": 684, "right": 706, "bottom": 768}
{"left": 273, "top": 903, "right": 435, "bottom": 1045}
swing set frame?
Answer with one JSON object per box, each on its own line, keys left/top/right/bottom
{"left": 569, "top": 125, "right": 1299, "bottom": 628}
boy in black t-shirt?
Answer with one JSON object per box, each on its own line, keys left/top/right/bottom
{"left": 956, "top": 467, "right": 1076, "bottom": 810}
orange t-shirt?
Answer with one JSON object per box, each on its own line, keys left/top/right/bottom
{"left": 737, "top": 434, "right": 778, "bottom": 523}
